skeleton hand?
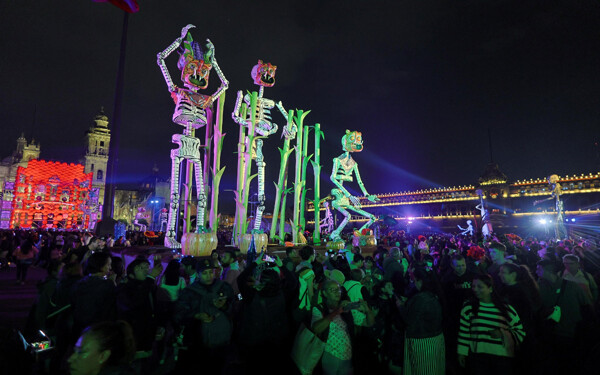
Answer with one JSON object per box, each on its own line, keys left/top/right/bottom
{"left": 367, "top": 195, "right": 379, "bottom": 202}
{"left": 180, "top": 24, "right": 196, "bottom": 39}
{"left": 282, "top": 123, "right": 297, "bottom": 140}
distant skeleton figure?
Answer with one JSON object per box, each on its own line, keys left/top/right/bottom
{"left": 457, "top": 220, "right": 473, "bottom": 236}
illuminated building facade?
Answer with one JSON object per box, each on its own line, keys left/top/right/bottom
{"left": 9, "top": 160, "right": 94, "bottom": 230}
{"left": 309, "top": 164, "right": 600, "bottom": 236}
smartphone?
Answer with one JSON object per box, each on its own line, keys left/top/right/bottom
{"left": 343, "top": 301, "right": 362, "bottom": 312}
{"left": 264, "top": 254, "right": 275, "bottom": 262}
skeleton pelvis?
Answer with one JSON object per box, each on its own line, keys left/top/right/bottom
{"left": 331, "top": 189, "right": 350, "bottom": 207}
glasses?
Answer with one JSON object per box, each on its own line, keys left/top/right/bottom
{"left": 326, "top": 287, "right": 341, "bottom": 293}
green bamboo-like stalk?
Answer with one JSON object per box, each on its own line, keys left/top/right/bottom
{"left": 310, "top": 123, "right": 324, "bottom": 245}
{"left": 202, "top": 108, "right": 214, "bottom": 228}
{"left": 233, "top": 103, "right": 248, "bottom": 241}
{"left": 299, "top": 125, "right": 313, "bottom": 233}
{"left": 237, "top": 91, "right": 258, "bottom": 240}
{"left": 183, "top": 128, "right": 195, "bottom": 234}
{"left": 292, "top": 110, "right": 310, "bottom": 243}
{"left": 278, "top": 180, "right": 293, "bottom": 244}
{"left": 270, "top": 109, "right": 295, "bottom": 241}
{"left": 209, "top": 92, "right": 226, "bottom": 232}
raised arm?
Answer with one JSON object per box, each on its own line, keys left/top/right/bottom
{"left": 157, "top": 24, "right": 195, "bottom": 92}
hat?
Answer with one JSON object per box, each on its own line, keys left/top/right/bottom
{"left": 326, "top": 269, "right": 346, "bottom": 285}
{"left": 197, "top": 259, "right": 216, "bottom": 272}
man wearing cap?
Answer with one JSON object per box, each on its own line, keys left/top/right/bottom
{"left": 173, "top": 258, "right": 234, "bottom": 372}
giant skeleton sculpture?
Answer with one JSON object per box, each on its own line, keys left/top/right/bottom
{"left": 329, "top": 130, "right": 379, "bottom": 242}
{"left": 157, "top": 25, "right": 228, "bottom": 248}
{"left": 232, "top": 60, "right": 296, "bottom": 232}
{"left": 534, "top": 174, "right": 567, "bottom": 239}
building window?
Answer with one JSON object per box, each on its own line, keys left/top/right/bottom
{"left": 91, "top": 164, "right": 94, "bottom": 171}
{"left": 97, "top": 170, "right": 103, "bottom": 180}
{"left": 100, "top": 141, "right": 104, "bottom": 147}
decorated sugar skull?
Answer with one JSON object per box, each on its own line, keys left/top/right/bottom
{"left": 548, "top": 174, "right": 559, "bottom": 184}
{"left": 342, "top": 130, "right": 363, "bottom": 152}
{"left": 251, "top": 60, "right": 277, "bottom": 87}
{"left": 177, "top": 34, "right": 213, "bottom": 90}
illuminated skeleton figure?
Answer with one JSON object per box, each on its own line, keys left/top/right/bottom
{"left": 475, "top": 189, "right": 493, "bottom": 238}
{"left": 157, "top": 24, "right": 228, "bottom": 248}
{"left": 134, "top": 207, "right": 147, "bottom": 232}
{"left": 319, "top": 201, "right": 335, "bottom": 235}
{"left": 329, "top": 130, "right": 379, "bottom": 242}
{"left": 457, "top": 220, "right": 474, "bottom": 236}
{"left": 534, "top": 174, "right": 567, "bottom": 239}
{"left": 232, "top": 60, "right": 296, "bottom": 231}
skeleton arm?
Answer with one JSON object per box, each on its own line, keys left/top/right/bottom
{"left": 276, "top": 101, "right": 297, "bottom": 140}
{"left": 157, "top": 24, "right": 195, "bottom": 92}
{"left": 352, "top": 163, "right": 379, "bottom": 202}
{"left": 207, "top": 48, "right": 229, "bottom": 105}
{"left": 231, "top": 90, "right": 246, "bottom": 125}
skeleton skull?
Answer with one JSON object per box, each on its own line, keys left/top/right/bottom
{"left": 251, "top": 60, "right": 277, "bottom": 87}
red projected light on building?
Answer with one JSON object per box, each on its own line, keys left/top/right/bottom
{"left": 10, "top": 160, "right": 93, "bottom": 230}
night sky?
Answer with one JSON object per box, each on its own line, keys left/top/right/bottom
{"left": 1, "top": 1, "right": 599, "bottom": 212}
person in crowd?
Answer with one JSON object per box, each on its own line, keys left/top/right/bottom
{"left": 371, "top": 281, "right": 404, "bottom": 374}
{"left": 312, "top": 279, "right": 374, "bottom": 375}
{"left": 486, "top": 242, "right": 509, "bottom": 289}
{"left": 68, "top": 320, "right": 136, "bottom": 375}
{"left": 536, "top": 259, "right": 594, "bottom": 375}
{"left": 236, "top": 254, "right": 299, "bottom": 374}
{"left": 110, "top": 256, "right": 127, "bottom": 284}
{"left": 399, "top": 266, "right": 445, "bottom": 375}
{"left": 384, "top": 247, "right": 406, "bottom": 293}
{"left": 220, "top": 249, "right": 242, "bottom": 296}
{"left": 116, "top": 257, "right": 163, "bottom": 354}
{"left": 282, "top": 247, "right": 298, "bottom": 272}
{"left": 180, "top": 255, "right": 198, "bottom": 285}
{"left": 442, "top": 253, "right": 477, "bottom": 374}
{"left": 364, "top": 255, "right": 383, "bottom": 282}
{"left": 14, "top": 239, "right": 39, "bottom": 285}
{"left": 158, "top": 259, "right": 186, "bottom": 305}
{"left": 498, "top": 262, "right": 542, "bottom": 375}
{"left": 70, "top": 252, "right": 117, "bottom": 342}
{"left": 173, "top": 258, "right": 234, "bottom": 373}
{"left": 294, "top": 246, "right": 317, "bottom": 324}
{"left": 561, "top": 253, "right": 598, "bottom": 303}
{"left": 457, "top": 274, "right": 525, "bottom": 375}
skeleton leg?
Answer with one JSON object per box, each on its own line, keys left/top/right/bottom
{"left": 330, "top": 190, "right": 351, "bottom": 241}
{"left": 165, "top": 151, "right": 183, "bottom": 248}
{"left": 192, "top": 157, "right": 207, "bottom": 232}
{"left": 253, "top": 139, "right": 266, "bottom": 231}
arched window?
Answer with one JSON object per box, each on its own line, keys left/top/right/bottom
{"left": 97, "top": 170, "right": 103, "bottom": 180}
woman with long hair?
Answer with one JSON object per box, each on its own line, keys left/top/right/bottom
{"left": 498, "top": 262, "right": 542, "bottom": 374}
{"left": 458, "top": 274, "right": 525, "bottom": 375}
{"left": 400, "top": 266, "right": 445, "bottom": 375}
{"left": 13, "top": 239, "right": 39, "bottom": 285}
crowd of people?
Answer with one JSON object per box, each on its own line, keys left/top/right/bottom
{"left": 1, "top": 228, "right": 600, "bottom": 375}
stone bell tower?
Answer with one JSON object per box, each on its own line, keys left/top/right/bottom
{"left": 84, "top": 108, "right": 111, "bottom": 205}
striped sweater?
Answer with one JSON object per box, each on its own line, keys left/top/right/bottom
{"left": 457, "top": 301, "right": 525, "bottom": 358}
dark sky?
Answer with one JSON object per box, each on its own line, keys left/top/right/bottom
{"left": 1, "top": 1, "right": 600, "bottom": 212}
